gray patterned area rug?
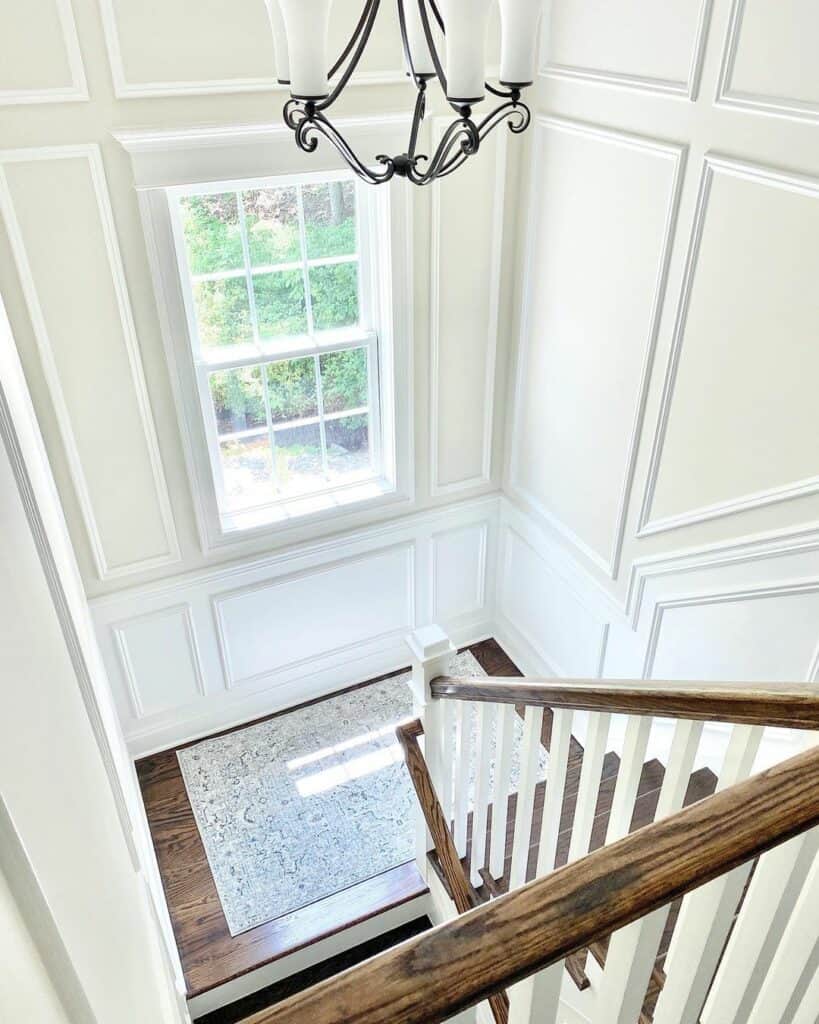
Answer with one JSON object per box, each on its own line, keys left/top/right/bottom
{"left": 179, "top": 650, "right": 545, "bottom": 935}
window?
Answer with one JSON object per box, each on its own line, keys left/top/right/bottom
{"left": 168, "top": 171, "right": 392, "bottom": 533}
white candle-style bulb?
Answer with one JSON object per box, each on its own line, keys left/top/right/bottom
{"left": 263, "top": 0, "right": 290, "bottom": 85}
{"left": 438, "top": 0, "right": 492, "bottom": 104}
{"left": 278, "top": 0, "right": 334, "bottom": 99}
{"left": 403, "top": 1, "right": 436, "bottom": 77}
{"left": 498, "top": 0, "right": 544, "bottom": 86}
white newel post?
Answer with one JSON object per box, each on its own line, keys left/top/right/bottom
{"left": 406, "top": 625, "right": 455, "bottom": 876}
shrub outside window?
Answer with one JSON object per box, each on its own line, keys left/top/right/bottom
{"left": 169, "top": 173, "right": 384, "bottom": 529}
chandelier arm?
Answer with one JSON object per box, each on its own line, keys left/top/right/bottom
{"left": 284, "top": 100, "right": 396, "bottom": 185}
{"left": 316, "top": 0, "right": 382, "bottom": 111}
{"left": 431, "top": 99, "right": 531, "bottom": 180}
{"left": 407, "top": 116, "right": 480, "bottom": 185}
{"left": 328, "top": 0, "right": 375, "bottom": 79}
{"left": 407, "top": 79, "right": 428, "bottom": 158}
{"left": 426, "top": 0, "right": 445, "bottom": 32}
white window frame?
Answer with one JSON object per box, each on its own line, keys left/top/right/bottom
{"left": 167, "top": 170, "right": 386, "bottom": 530}
{"left": 121, "top": 118, "right": 414, "bottom": 553}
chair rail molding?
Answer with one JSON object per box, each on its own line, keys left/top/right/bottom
{"left": 0, "top": 0, "right": 88, "bottom": 106}
{"left": 637, "top": 154, "right": 819, "bottom": 540}
{"left": 509, "top": 116, "right": 686, "bottom": 580}
{"left": 0, "top": 143, "right": 180, "bottom": 581}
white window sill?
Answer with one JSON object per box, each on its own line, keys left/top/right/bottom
{"left": 218, "top": 476, "right": 402, "bottom": 539}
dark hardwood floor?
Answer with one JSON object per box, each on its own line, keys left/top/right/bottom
{"left": 137, "top": 637, "right": 720, "bottom": 1021}
{"left": 136, "top": 663, "right": 432, "bottom": 999}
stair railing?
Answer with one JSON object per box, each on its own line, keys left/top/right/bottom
{"left": 246, "top": 628, "right": 819, "bottom": 1024}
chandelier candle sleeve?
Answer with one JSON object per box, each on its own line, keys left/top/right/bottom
{"left": 278, "top": 0, "right": 334, "bottom": 98}
{"left": 264, "top": 0, "right": 290, "bottom": 85}
{"left": 402, "top": 0, "right": 436, "bottom": 77}
{"left": 498, "top": 0, "right": 544, "bottom": 86}
{"left": 438, "top": 0, "right": 493, "bottom": 103}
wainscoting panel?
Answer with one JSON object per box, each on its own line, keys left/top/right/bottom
{"left": 542, "top": 0, "right": 711, "bottom": 97}
{"left": 510, "top": 117, "right": 684, "bottom": 577}
{"left": 717, "top": 0, "right": 819, "bottom": 121}
{"left": 114, "top": 605, "right": 205, "bottom": 718}
{"left": 0, "top": 146, "right": 179, "bottom": 580}
{"left": 92, "top": 496, "right": 498, "bottom": 755}
{"left": 430, "top": 522, "right": 488, "bottom": 624}
{"left": 214, "top": 545, "right": 415, "bottom": 690}
{"left": 498, "top": 519, "right": 609, "bottom": 679}
{"left": 0, "top": 0, "right": 87, "bottom": 105}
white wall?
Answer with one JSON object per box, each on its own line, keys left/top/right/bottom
{"left": 0, "top": 322, "right": 182, "bottom": 1020}
{"left": 501, "top": 0, "right": 819, "bottom": 714}
{"left": 0, "top": 869, "right": 71, "bottom": 1024}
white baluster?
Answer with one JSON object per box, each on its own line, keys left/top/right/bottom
{"left": 489, "top": 703, "right": 515, "bottom": 880}
{"left": 653, "top": 724, "right": 764, "bottom": 1024}
{"left": 568, "top": 711, "right": 611, "bottom": 862}
{"left": 406, "top": 625, "right": 456, "bottom": 871}
{"left": 606, "top": 715, "right": 653, "bottom": 844}
{"left": 702, "top": 826, "right": 819, "bottom": 1024}
{"left": 746, "top": 843, "right": 819, "bottom": 1024}
{"left": 510, "top": 708, "right": 574, "bottom": 1024}
{"left": 453, "top": 700, "right": 473, "bottom": 858}
{"left": 790, "top": 935, "right": 819, "bottom": 1024}
{"left": 509, "top": 705, "right": 544, "bottom": 889}
{"left": 440, "top": 697, "right": 456, "bottom": 826}
{"left": 702, "top": 735, "right": 819, "bottom": 1024}
{"left": 536, "top": 708, "right": 574, "bottom": 874}
{"left": 593, "top": 719, "right": 704, "bottom": 1024}
{"left": 469, "top": 702, "right": 494, "bottom": 887}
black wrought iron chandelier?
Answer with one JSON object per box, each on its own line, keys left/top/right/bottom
{"left": 264, "top": 0, "right": 544, "bottom": 186}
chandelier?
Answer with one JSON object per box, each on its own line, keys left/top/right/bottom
{"left": 264, "top": 0, "right": 543, "bottom": 186}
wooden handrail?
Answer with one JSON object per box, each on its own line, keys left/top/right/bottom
{"left": 396, "top": 720, "right": 509, "bottom": 1024}
{"left": 246, "top": 743, "right": 819, "bottom": 1024}
{"left": 430, "top": 675, "right": 819, "bottom": 730}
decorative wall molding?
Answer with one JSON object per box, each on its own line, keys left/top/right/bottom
{"left": 429, "top": 521, "right": 488, "bottom": 623}
{"left": 97, "top": 0, "right": 406, "bottom": 100}
{"left": 637, "top": 154, "right": 819, "bottom": 539}
{"left": 626, "top": 522, "right": 819, "bottom": 629}
{"left": 540, "top": 0, "right": 714, "bottom": 101}
{"left": 212, "top": 543, "right": 415, "bottom": 690}
{"left": 497, "top": 520, "right": 610, "bottom": 679}
{"left": 113, "top": 604, "right": 206, "bottom": 719}
{"left": 715, "top": 0, "right": 819, "bottom": 125}
{"left": 428, "top": 118, "right": 506, "bottom": 497}
{"left": 0, "top": 0, "right": 88, "bottom": 106}
{"left": 642, "top": 580, "right": 819, "bottom": 678}
{"left": 0, "top": 144, "right": 179, "bottom": 581}
{"left": 509, "top": 116, "right": 686, "bottom": 580}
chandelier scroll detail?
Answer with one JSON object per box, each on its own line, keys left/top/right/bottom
{"left": 264, "top": 0, "right": 544, "bottom": 186}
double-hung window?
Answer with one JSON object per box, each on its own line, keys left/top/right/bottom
{"left": 168, "top": 171, "right": 392, "bottom": 534}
